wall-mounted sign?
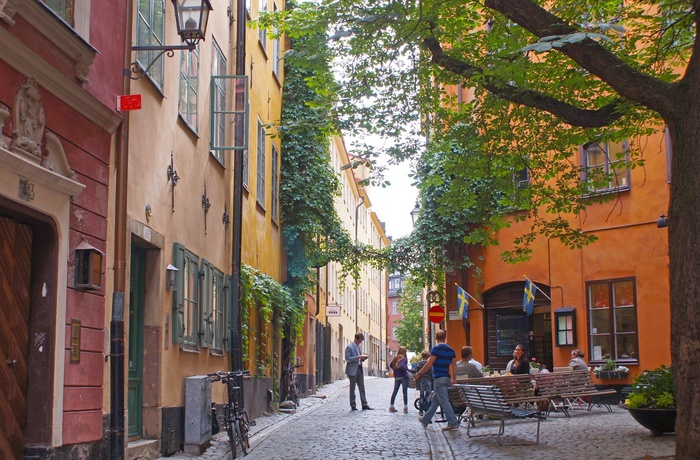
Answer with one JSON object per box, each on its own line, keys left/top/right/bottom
{"left": 448, "top": 310, "right": 462, "bottom": 321}
{"left": 326, "top": 304, "right": 341, "bottom": 317}
{"left": 116, "top": 94, "right": 142, "bottom": 111}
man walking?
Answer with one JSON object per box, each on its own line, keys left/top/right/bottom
{"left": 345, "top": 332, "right": 373, "bottom": 410}
{"left": 414, "top": 329, "right": 459, "bottom": 430}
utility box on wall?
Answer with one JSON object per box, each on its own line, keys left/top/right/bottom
{"left": 184, "top": 376, "right": 212, "bottom": 455}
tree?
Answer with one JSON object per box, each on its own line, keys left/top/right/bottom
{"left": 265, "top": 1, "right": 700, "bottom": 454}
{"left": 394, "top": 278, "right": 425, "bottom": 354}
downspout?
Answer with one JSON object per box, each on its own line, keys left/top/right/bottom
{"left": 111, "top": 0, "right": 133, "bottom": 457}
{"left": 230, "top": 0, "right": 247, "bottom": 381}
{"left": 354, "top": 195, "right": 365, "bottom": 332}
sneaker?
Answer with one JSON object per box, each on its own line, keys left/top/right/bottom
{"left": 441, "top": 425, "right": 459, "bottom": 431}
{"left": 389, "top": 406, "right": 398, "bottom": 413}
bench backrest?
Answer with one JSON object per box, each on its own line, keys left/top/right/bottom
{"left": 532, "top": 369, "right": 591, "bottom": 397}
{"left": 459, "top": 373, "right": 535, "bottom": 401}
{"left": 458, "top": 384, "right": 513, "bottom": 415}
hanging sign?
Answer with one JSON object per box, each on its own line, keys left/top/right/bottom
{"left": 117, "top": 94, "right": 142, "bottom": 111}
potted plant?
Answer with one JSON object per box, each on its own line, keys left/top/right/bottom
{"left": 622, "top": 365, "right": 675, "bottom": 436}
{"left": 593, "top": 358, "right": 629, "bottom": 379}
{"left": 529, "top": 358, "right": 543, "bottom": 374}
{"left": 481, "top": 365, "right": 491, "bottom": 377}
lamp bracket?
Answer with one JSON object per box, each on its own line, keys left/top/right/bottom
{"left": 167, "top": 152, "right": 179, "bottom": 212}
{"left": 128, "top": 44, "right": 196, "bottom": 80}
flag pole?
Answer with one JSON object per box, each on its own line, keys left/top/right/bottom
{"left": 523, "top": 275, "right": 552, "bottom": 301}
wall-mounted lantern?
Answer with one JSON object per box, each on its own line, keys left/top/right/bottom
{"left": 166, "top": 264, "right": 180, "bottom": 291}
{"left": 554, "top": 307, "right": 576, "bottom": 346}
{"left": 74, "top": 240, "right": 104, "bottom": 290}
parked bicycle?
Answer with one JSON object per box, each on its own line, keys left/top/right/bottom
{"left": 282, "top": 360, "right": 301, "bottom": 407}
{"left": 208, "top": 370, "right": 255, "bottom": 458}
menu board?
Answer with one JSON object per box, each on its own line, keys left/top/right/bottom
{"left": 496, "top": 313, "right": 530, "bottom": 356}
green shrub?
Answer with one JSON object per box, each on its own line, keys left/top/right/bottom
{"left": 625, "top": 365, "right": 675, "bottom": 409}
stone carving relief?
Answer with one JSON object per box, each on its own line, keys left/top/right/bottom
{"left": 42, "top": 131, "right": 78, "bottom": 182}
{"left": 0, "top": 105, "right": 9, "bottom": 148}
{"left": 11, "top": 78, "right": 46, "bottom": 161}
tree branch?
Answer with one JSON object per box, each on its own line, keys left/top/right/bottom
{"left": 422, "top": 35, "right": 623, "bottom": 128}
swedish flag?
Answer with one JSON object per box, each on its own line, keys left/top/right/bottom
{"left": 457, "top": 285, "right": 468, "bottom": 319}
{"left": 523, "top": 278, "right": 537, "bottom": 315}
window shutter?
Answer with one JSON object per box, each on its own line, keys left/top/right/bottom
{"left": 172, "top": 243, "right": 185, "bottom": 343}
{"left": 224, "top": 275, "right": 232, "bottom": 353}
{"left": 200, "top": 260, "right": 212, "bottom": 348}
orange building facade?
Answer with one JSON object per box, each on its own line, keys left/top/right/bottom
{"left": 443, "top": 128, "right": 672, "bottom": 387}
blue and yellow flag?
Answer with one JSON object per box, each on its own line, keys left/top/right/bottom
{"left": 457, "top": 284, "right": 469, "bottom": 319}
{"left": 523, "top": 278, "right": 537, "bottom": 315}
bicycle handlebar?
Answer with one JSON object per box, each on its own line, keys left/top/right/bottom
{"left": 206, "top": 370, "right": 251, "bottom": 381}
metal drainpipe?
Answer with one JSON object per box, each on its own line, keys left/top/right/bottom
{"left": 110, "top": 0, "right": 134, "bottom": 457}
{"left": 230, "top": 0, "right": 247, "bottom": 387}
{"left": 354, "top": 195, "right": 365, "bottom": 332}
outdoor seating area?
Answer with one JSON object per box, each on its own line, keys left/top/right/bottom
{"left": 532, "top": 369, "right": 619, "bottom": 416}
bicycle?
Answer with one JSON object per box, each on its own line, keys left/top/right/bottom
{"left": 281, "top": 360, "right": 301, "bottom": 407}
{"left": 208, "top": 370, "right": 255, "bottom": 458}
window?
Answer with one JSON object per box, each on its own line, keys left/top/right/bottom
{"left": 587, "top": 278, "right": 638, "bottom": 363}
{"left": 256, "top": 121, "right": 266, "bottom": 207}
{"left": 271, "top": 143, "right": 279, "bottom": 223}
{"left": 272, "top": 3, "right": 281, "bottom": 78}
{"left": 258, "top": 0, "right": 267, "bottom": 52}
{"left": 392, "top": 326, "right": 397, "bottom": 340}
{"left": 581, "top": 140, "right": 630, "bottom": 192}
{"left": 201, "top": 261, "right": 225, "bottom": 351}
{"left": 173, "top": 243, "right": 200, "bottom": 347}
{"left": 43, "top": 0, "right": 73, "bottom": 24}
{"left": 391, "top": 300, "right": 399, "bottom": 316}
{"left": 179, "top": 46, "right": 200, "bottom": 131}
{"left": 210, "top": 41, "right": 227, "bottom": 165}
{"left": 136, "top": 0, "right": 165, "bottom": 88}
{"left": 554, "top": 308, "right": 576, "bottom": 346}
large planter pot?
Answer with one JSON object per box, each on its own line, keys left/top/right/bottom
{"left": 623, "top": 405, "right": 676, "bottom": 436}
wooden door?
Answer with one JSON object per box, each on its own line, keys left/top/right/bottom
{"left": 0, "top": 217, "right": 33, "bottom": 459}
{"left": 127, "top": 245, "right": 145, "bottom": 439}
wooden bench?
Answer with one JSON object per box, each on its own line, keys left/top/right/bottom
{"left": 456, "top": 373, "right": 537, "bottom": 405}
{"left": 433, "top": 387, "right": 469, "bottom": 426}
{"left": 533, "top": 370, "right": 619, "bottom": 416}
{"left": 457, "top": 384, "right": 544, "bottom": 445}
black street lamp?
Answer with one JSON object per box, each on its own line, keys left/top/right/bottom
{"left": 410, "top": 201, "right": 420, "bottom": 226}
{"left": 129, "top": 0, "right": 213, "bottom": 79}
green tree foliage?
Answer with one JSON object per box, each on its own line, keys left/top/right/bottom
{"left": 263, "top": 1, "right": 700, "bottom": 455}
{"left": 394, "top": 278, "right": 425, "bottom": 354}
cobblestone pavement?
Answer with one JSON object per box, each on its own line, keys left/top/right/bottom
{"left": 158, "top": 377, "right": 676, "bottom": 460}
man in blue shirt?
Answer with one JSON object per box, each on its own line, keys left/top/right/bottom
{"left": 414, "top": 329, "right": 458, "bottom": 430}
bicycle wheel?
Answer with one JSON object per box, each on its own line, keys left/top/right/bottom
{"left": 227, "top": 418, "right": 238, "bottom": 459}
{"left": 237, "top": 409, "right": 251, "bottom": 455}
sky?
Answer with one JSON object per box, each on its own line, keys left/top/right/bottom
{"left": 368, "top": 158, "right": 417, "bottom": 240}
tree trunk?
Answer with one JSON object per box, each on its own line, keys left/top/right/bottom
{"left": 667, "top": 113, "right": 700, "bottom": 458}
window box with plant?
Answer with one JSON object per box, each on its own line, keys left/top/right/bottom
{"left": 593, "top": 358, "right": 629, "bottom": 379}
{"left": 622, "top": 365, "right": 675, "bottom": 436}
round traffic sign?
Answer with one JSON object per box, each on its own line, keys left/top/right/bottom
{"left": 428, "top": 305, "right": 445, "bottom": 323}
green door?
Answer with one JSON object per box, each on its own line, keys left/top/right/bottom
{"left": 128, "top": 245, "right": 146, "bottom": 438}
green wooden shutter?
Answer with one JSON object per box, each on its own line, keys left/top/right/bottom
{"left": 172, "top": 243, "right": 185, "bottom": 344}
{"left": 224, "top": 275, "right": 232, "bottom": 352}
{"left": 200, "top": 260, "right": 212, "bottom": 348}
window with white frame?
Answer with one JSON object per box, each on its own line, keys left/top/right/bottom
{"left": 391, "top": 300, "right": 399, "bottom": 316}
{"left": 258, "top": 0, "right": 267, "bottom": 52}
{"left": 210, "top": 40, "right": 227, "bottom": 165}
{"left": 256, "top": 121, "right": 266, "bottom": 207}
{"left": 581, "top": 140, "right": 630, "bottom": 192}
{"left": 272, "top": 3, "right": 281, "bottom": 78}
{"left": 179, "top": 46, "right": 199, "bottom": 131}
{"left": 136, "top": 0, "right": 165, "bottom": 88}
{"left": 271, "top": 143, "right": 279, "bottom": 223}
{"left": 392, "top": 326, "right": 397, "bottom": 340}
{"left": 587, "top": 278, "right": 639, "bottom": 363}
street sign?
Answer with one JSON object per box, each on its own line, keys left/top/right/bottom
{"left": 326, "top": 304, "right": 341, "bottom": 317}
{"left": 448, "top": 310, "right": 462, "bottom": 321}
{"left": 428, "top": 305, "right": 445, "bottom": 323}
{"left": 116, "top": 94, "right": 142, "bottom": 111}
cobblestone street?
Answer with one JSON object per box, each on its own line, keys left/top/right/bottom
{"left": 159, "top": 377, "right": 676, "bottom": 460}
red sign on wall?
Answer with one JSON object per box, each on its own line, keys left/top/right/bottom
{"left": 428, "top": 305, "right": 445, "bottom": 323}
{"left": 116, "top": 94, "right": 142, "bottom": 111}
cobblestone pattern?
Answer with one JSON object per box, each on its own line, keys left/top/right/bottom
{"left": 156, "top": 377, "right": 676, "bottom": 460}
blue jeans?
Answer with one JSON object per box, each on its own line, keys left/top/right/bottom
{"left": 420, "top": 376, "right": 457, "bottom": 427}
{"left": 419, "top": 378, "right": 432, "bottom": 412}
{"left": 390, "top": 377, "right": 408, "bottom": 405}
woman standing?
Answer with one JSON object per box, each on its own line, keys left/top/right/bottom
{"left": 506, "top": 344, "right": 531, "bottom": 375}
{"left": 389, "top": 346, "right": 410, "bottom": 413}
